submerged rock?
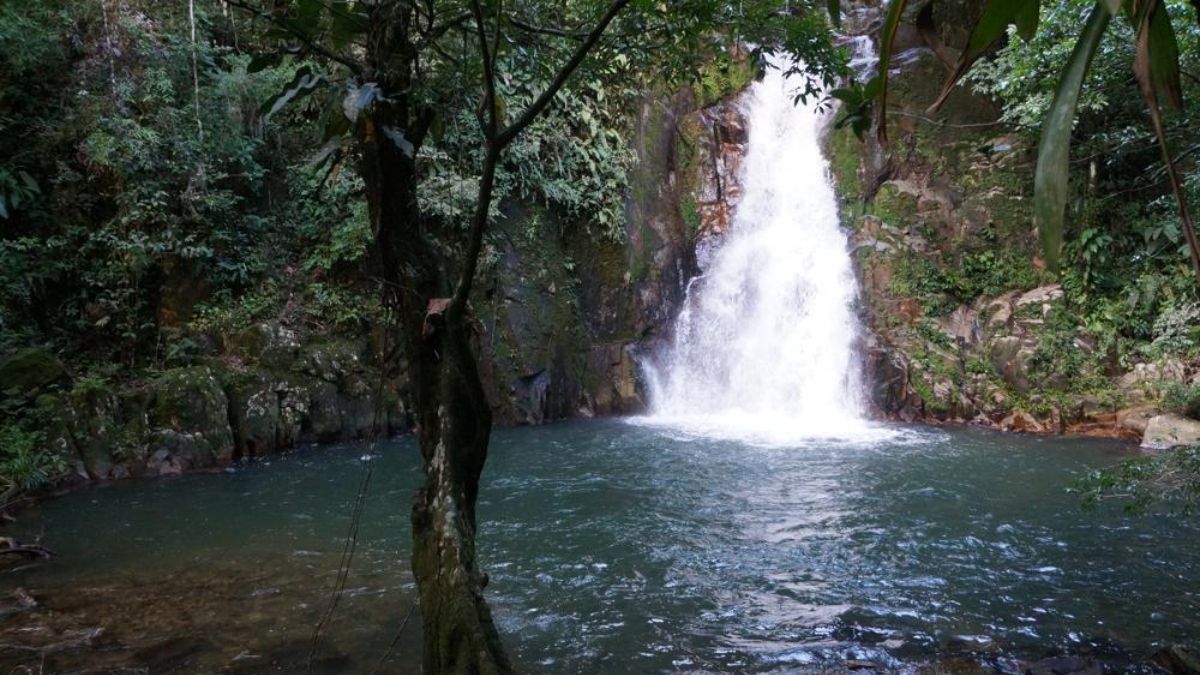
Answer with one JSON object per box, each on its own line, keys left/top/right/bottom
{"left": 1025, "top": 655, "right": 1102, "bottom": 675}
{"left": 1153, "top": 645, "right": 1200, "bottom": 674}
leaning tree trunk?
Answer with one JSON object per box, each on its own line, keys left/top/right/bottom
{"left": 361, "top": 103, "right": 514, "bottom": 673}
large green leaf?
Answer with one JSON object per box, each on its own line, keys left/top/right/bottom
{"left": 1133, "top": 0, "right": 1200, "bottom": 280}
{"left": 929, "top": 0, "right": 1040, "bottom": 113}
{"left": 874, "top": 0, "right": 909, "bottom": 143}
{"left": 827, "top": 0, "right": 840, "bottom": 27}
{"left": 1146, "top": 0, "right": 1184, "bottom": 109}
{"left": 1034, "top": 1, "right": 1112, "bottom": 273}
{"left": 329, "top": 2, "right": 368, "bottom": 50}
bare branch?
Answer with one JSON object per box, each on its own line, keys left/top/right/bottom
{"left": 224, "top": 0, "right": 363, "bottom": 76}
{"left": 507, "top": 16, "right": 589, "bottom": 38}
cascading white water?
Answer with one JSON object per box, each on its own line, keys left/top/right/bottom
{"left": 645, "top": 58, "right": 874, "bottom": 443}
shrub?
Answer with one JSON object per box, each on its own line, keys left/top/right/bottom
{"left": 0, "top": 425, "right": 65, "bottom": 494}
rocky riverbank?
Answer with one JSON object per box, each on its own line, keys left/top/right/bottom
{"left": 821, "top": 2, "right": 1200, "bottom": 451}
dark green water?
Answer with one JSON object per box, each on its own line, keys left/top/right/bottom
{"left": 3, "top": 420, "right": 1197, "bottom": 672}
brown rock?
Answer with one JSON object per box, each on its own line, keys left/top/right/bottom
{"left": 1000, "top": 411, "right": 1045, "bottom": 433}
{"left": 1116, "top": 405, "right": 1160, "bottom": 434}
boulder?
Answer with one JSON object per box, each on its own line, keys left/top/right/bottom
{"left": 226, "top": 322, "right": 301, "bottom": 370}
{"left": 225, "top": 372, "right": 282, "bottom": 459}
{"left": 990, "top": 336, "right": 1034, "bottom": 395}
{"left": 1116, "top": 405, "right": 1160, "bottom": 434}
{"left": 1153, "top": 645, "right": 1200, "bottom": 674}
{"left": 1141, "top": 413, "right": 1200, "bottom": 451}
{"left": 278, "top": 382, "right": 311, "bottom": 447}
{"left": 1118, "top": 359, "right": 1188, "bottom": 391}
{"left": 0, "top": 348, "right": 67, "bottom": 399}
{"left": 1025, "top": 656, "right": 1101, "bottom": 675}
{"left": 63, "top": 388, "right": 120, "bottom": 479}
{"left": 1000, "top": 410, "right": 1046, "bottom": 434}
{"left": 147, "top": 367, "right": 234, "bottom": 466}
{"left": 1015, "top": 284, "right": 1063, "bottom": 312}
{"left": 512, "top": 370, "right": 551, "bottom": 425}
{"left": 308, "top": 380, "right": 343, "bottom": 442}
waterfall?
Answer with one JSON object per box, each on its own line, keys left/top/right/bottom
{"left": 644, "top": 59, "right": 875, "bottom": 443}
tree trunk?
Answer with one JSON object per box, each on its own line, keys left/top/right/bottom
{"left": 361, "top": 106, "right": 513, "bottom": 674}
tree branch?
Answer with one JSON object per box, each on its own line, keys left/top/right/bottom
{"left": 507, "top": 16, "right": 590, "bottom": 39}
{"left": 496, "top": 0, "right": 631, "bottom": 148}
{"left": 224, "top": 0, "right": 363, "bottom": 76}
{"left": 416, "top": 11, "right": 472, "bottom": 47}
{"left": 470, "top": 0, "right": 499, "bottom": 138}
{"left": 450, "top": 0, "right": 631, "bottom": 315}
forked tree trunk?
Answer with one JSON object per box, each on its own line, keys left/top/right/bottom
{"left": 361, "top": 109, "right": 513, "bottom": 673}
{"left": 355, "top": 1, "right": 627, "bottom": 668}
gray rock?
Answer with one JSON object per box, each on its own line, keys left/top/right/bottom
{"left": 148, "top": 367, "right": 234, "bottom": 465}
{"left": 1141, "top": 413, "right": 1200, "bottom": 451}
{"left": 225, "top": 372, "right": 282, "bottom": 459}
{"left": 1025, "top": 656, "right": 1100, "bottom": 675}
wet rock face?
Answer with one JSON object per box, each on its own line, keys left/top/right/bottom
{"left": 691, "top": 102, "right": 749, "bottom": 247}
{"left": 23, "top": 322, "right": 408, "bottom": 481}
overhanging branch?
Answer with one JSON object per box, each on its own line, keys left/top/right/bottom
{"left": 224, "top": 0, "right": 363, "bottom": 76}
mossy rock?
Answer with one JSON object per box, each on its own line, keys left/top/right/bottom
{"left": 871, "top": 182, "right": 920, "bottom": 227}
{"left": 226, "top": 322, "right": 302, "bottom": 370}
{"left": 223, "top": 370, "right": 282, "bottom": 459}
{"left": 149, "top": 366, "right": 234, "bottom": 465}
{"left": 0, "top": 348, "right": 67, "bottom": 399}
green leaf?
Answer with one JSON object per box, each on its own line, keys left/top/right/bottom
{"left": 829, "top": 88, "right": 860, "bottom": 104}
{"left": 329, "top": 3, "right": 368, "bottom": 50}
{"left": 295, "top": 0, "right": 322, "bottom": 32}
{"left": 1134, "top": 0, "right": 1200, "bottom": 279}
{"left": 18, "top": 171, "right": 37, "bottom": 193}
{"left": 827, "top": 0, "right": 840, "bottom": 27}
{"left": 259, "top": 66, "right": 322, "bottom": 122}
{"left": 929, "top": 0, "right": 1040, "bottom": 112}
{"left": 875, "top": 0, "right": 910, "bottom": 143}
{"left": 0, "top": 196, "right": 8, "bottom": 219}
{"left": 1014, "top": 0, "right": 1040, "bottom": 41}
{"left": 1147, "top": 0, "right": 1183, "bottom": 109}
{"left": 862, "top": 75, "right": 882, "bottom": 100}
{"left": 1034, "top": 1, "right": 1112, "bottom": 273}
{"left": 247, "top": 52, "right": 282, "bottom": 74}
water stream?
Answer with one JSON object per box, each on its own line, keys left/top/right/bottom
{"left": 2, "top": 423, "right": 1196, "bottom": 673}
{"left": 2, "top": 57, "right": 1195, "bottom": 675}
{"left": 645, "top": 59, "right": 870, "bottom": 444}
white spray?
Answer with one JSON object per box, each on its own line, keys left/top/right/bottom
{"left": 645, "top": 57, "right": 873, "bottom": 443}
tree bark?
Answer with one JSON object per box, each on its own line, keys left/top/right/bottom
{"left": 362, "top": 137, "right": 513, "bottom": 674}
{"left": 359, "top": 21, "right": 513, "bottom": 670}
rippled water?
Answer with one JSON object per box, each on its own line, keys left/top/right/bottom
{"left": 3, "top": 420, "right": 1197, "bottom": 672}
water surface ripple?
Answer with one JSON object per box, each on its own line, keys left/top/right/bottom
{"left": 4, "top": 420, "right": 1197, "bottom": 673}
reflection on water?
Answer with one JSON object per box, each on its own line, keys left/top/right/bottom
{"left": 2, "top": 420, "right": 1197, "bottom": 672}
